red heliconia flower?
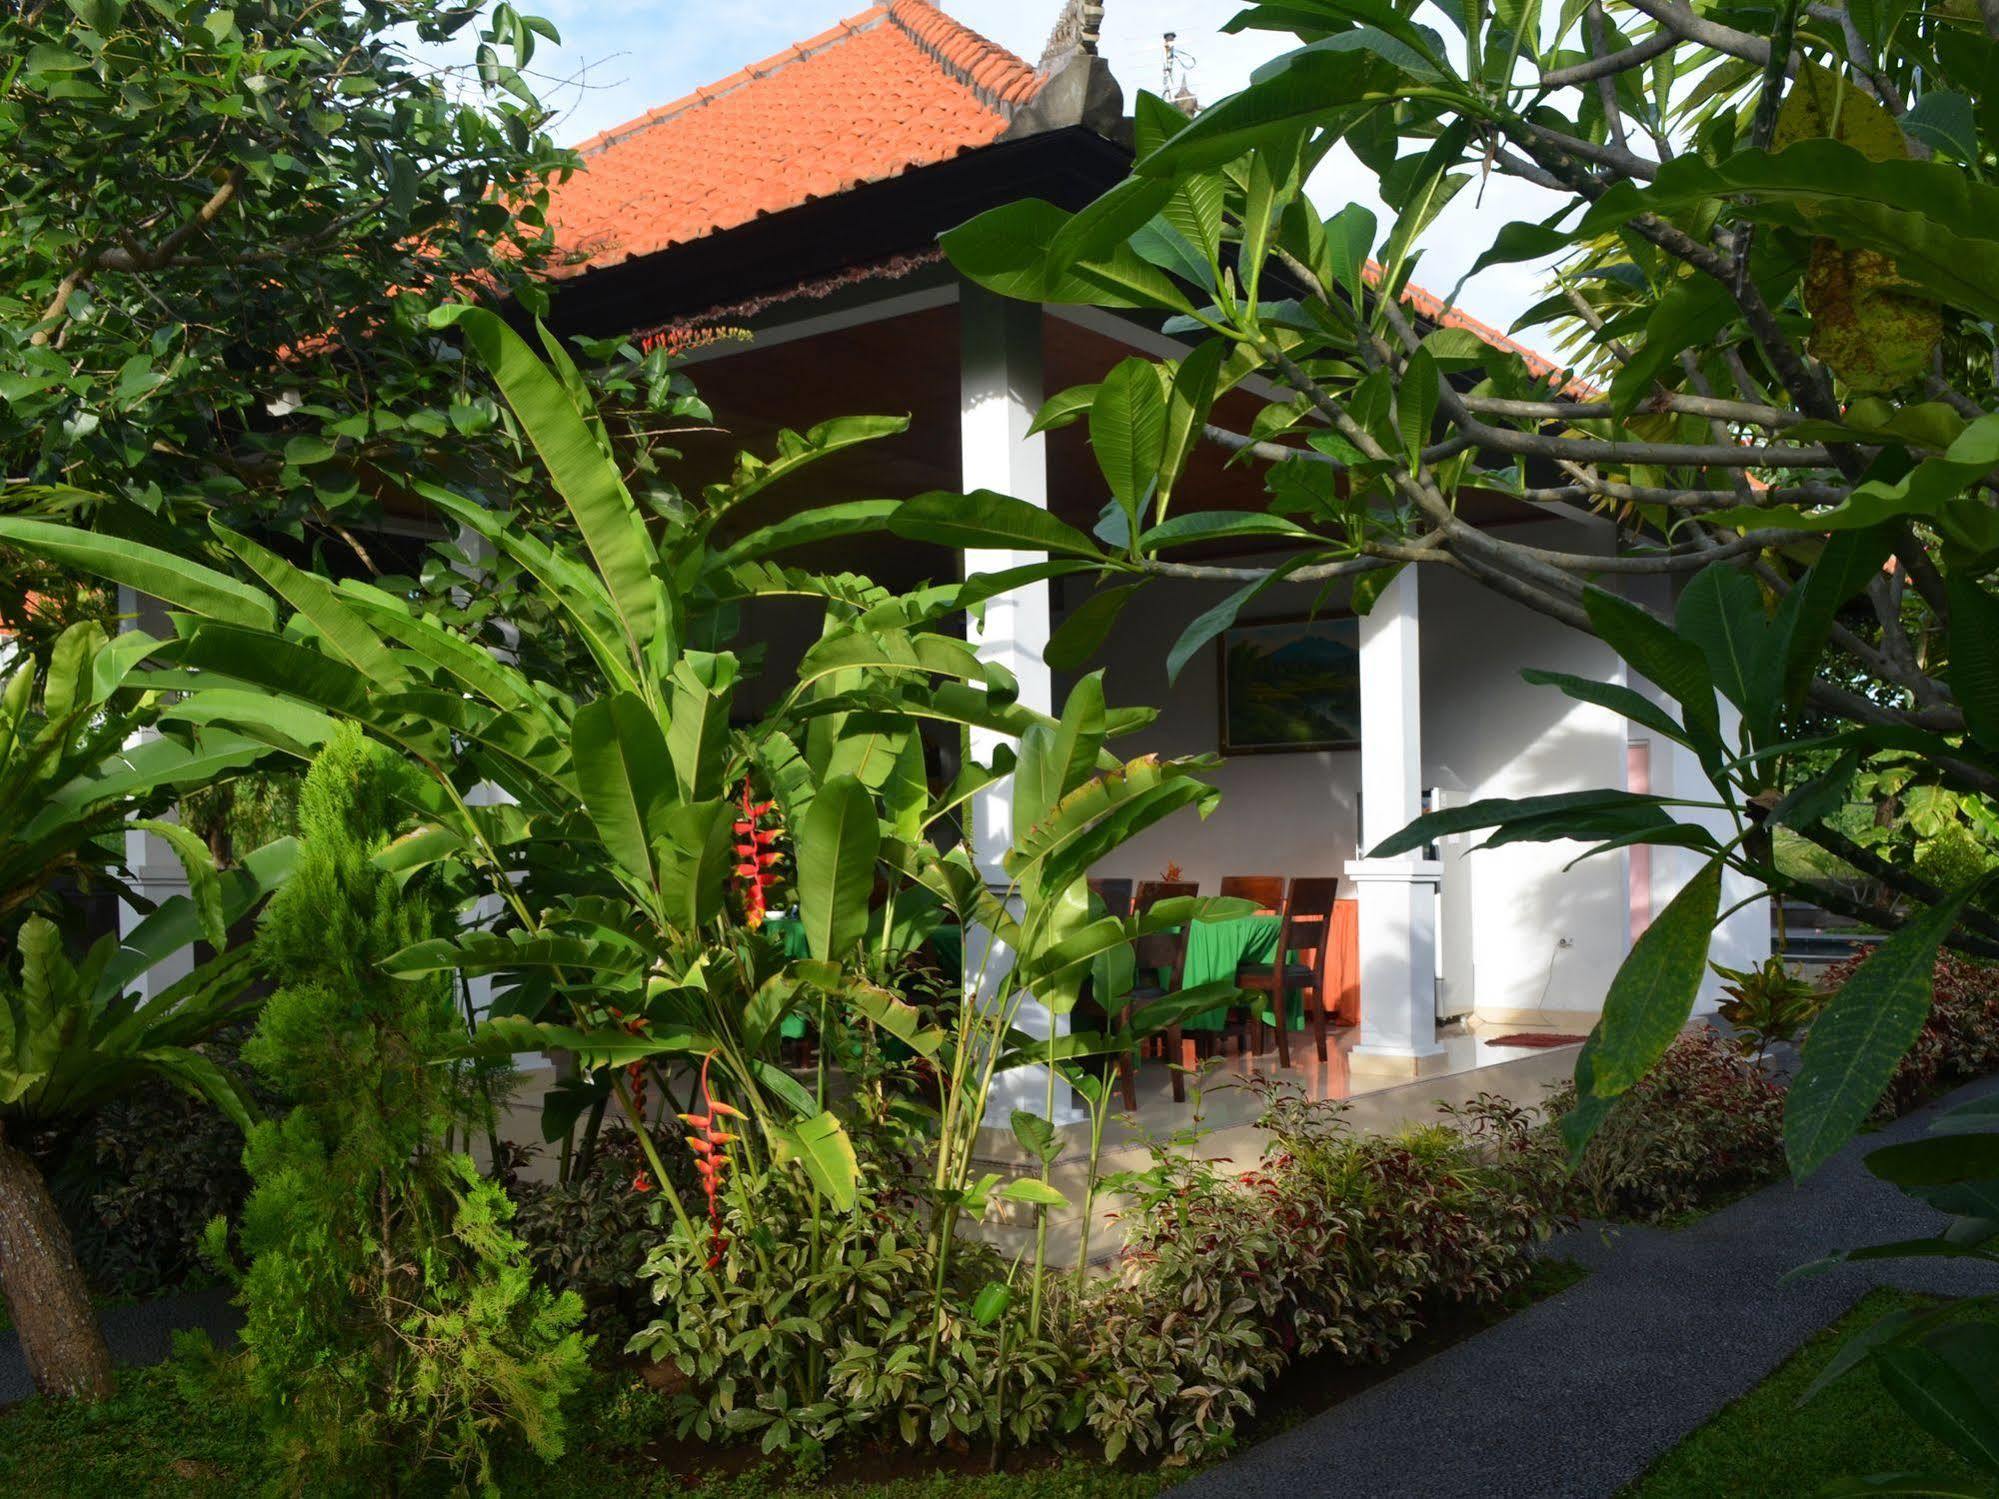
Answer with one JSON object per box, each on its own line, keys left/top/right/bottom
{"left": 732, "top": 780, "right": 784, "bottom": 929}
{"left": 617, "top": 1012, "right": 652, "bottom": 1126}
{"left": 632, "top": 1170, "right": 655, "bottom": 1195}
{"left": 682, "top": 1053, "right": 734, "bottom": 1269}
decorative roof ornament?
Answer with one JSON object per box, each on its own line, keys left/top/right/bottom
{"left": 1035, "top": 0, "right": 1103, "bottom": 71}
{"left": 1007, "top": 0, "right": 1122, "bottom": 141}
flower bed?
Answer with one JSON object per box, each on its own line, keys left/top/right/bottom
{"left": 1545, "top": 955, "right": 1999, "bottom": 1227}
{"left": 623, "top": 1079, "right": 1569, "bottom": 1468}
{"left": 1546, "top": 1028, "right": 1788, "bottom": 1225}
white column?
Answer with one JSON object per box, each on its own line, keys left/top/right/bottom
{"left": 1344, "top": 567, "right": 1448, "bottom": 1075}
{"left": 958, "top": 283, "right": 1080, "bottom": 1127}
{"left": 116, "top": 584, "right": 195, "bottom": 999}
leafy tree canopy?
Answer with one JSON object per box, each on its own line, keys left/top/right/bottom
{"left": 0, "top": 0, "right": 575, "bottom": 553}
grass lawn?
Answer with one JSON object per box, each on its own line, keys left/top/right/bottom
{"left": 0, "top": 1259, "right": 1587, "bottom": 1498}
{"left": 1628, "top": 1289, "right": 1996, "bottom": 1498}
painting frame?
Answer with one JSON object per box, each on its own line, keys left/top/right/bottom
{"left": 1216, "top": 612, "right": 1362, "bottom": 756}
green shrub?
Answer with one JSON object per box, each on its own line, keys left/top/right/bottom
{"left": 1079, "top": 1083, "right": 1563, "bottom": 1463}
{"left": 43, "top": 1069, "right": 250, "bottom": 1299}
{"left": 511, "top": 1125, "right": 692, "bottom": 1350}
{"left": 1713, "top": 957, "right": 1825, "bottom": 1058}
{"left": 630, "top": 1163, "right": 1072, "bottom": 1457}
{"left": 1547, "top": 1027, "right": 1786, "bottom": 1223}
{"left": 209, "top": 727, "right": 588, "bottom": 1495}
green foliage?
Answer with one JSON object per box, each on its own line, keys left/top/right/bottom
{"left": 924, "top": 0, "right": 1999, "bottom": 1204}
{"left": 1630, "top": 1291, "right": 1995, "bottom": 1499}
{"left": 1814, "top": 952, "right": 1999, "bottom": 1120}
{"left": 0, "top": 1359, "right": 273, "bottom": 1497}
{"left": 1547, "top": 1028, "right": 1789, "bottom": 1224}
{"left": 630, "top": 1168, "right": 1069, "bottom": 1458}
{"left": 626, "top": 1082, "right": 1567, "bottom": 1469}
{"left": 0, "top": 619, "right": 273, "bottom": 938}
{"left": 1714, "top": 956, "right": 1828, "bottom": 1058}
{"left": 0, "top": 1355, "right": 1185, "bottom": 1498}
{"left": 510, "top": 1125, "right": 694, "bottom": 1350}
{"left": 219, "top": 727, "right": 587, "bottom": 1495}
{"left": 39, "top": 1025, "right": 272, "bottom": 1297}
{"left": 1082, "top": 1082, "right": 1565, "bottom": 1463}
{"left": 0, "top": 0, "right": 572, "bottom": 537}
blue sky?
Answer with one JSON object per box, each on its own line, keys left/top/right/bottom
{"left": 495, "top": 1, "right": 1560, "bottom": 333}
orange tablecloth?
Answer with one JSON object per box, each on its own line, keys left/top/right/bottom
{"left": 1326, "top": 897, "right": 1360, "bottom": 1026}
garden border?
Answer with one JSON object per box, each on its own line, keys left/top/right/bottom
{"left": 1168, "top": 1072, "right": 1999, "bottom": 1499}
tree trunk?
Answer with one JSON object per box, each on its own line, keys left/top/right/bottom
{"left": 0, "top": 1121, "right": 114, "bottom": 1400}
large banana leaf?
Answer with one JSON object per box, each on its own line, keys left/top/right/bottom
{"left": 438, "top": 307, "right": 666, "bottom": 668}
{"left": 796, "top": 774, "right": 879, "bottom": 962}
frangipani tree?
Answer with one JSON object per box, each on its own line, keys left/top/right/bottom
{"left": 926, "top": 0, "right": 1999, "bottom": 1479}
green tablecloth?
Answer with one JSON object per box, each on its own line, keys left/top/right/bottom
{"left": 762, "top": 916, "right": 962, "bottom": 1039}
{"left": 1177, "top": 914, "right": 1306, "bottom": 1033}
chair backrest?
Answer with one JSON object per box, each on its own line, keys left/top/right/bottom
{"left": 1087, "top": 877, "right": 1134, "bottom": 920}
{"left": 1279, "top": 876, "right": 1341, "bottom": 967}
{"left": 1134, "top": 879, "right": 1199, "bottom": 914}
{"left": 1133, "top": 880, "right": 1199, "bottom": 983}
{"left": 1219, "top": 874, "right": 1286, "bottom": 913}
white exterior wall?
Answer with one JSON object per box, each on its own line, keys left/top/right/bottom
{"left": 1061, "top": 565, "right": 1360, "bottom": 891}
{"left": 1623, "top": 577, "right": 1773, "bottom": 1011}
{"left": 1417, "top": 528, "right": 1632, "bottom": 1018}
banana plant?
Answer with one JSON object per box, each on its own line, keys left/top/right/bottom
{"left": 0, "top": 835, "right": 296, "bottom": 1400}
{"left": 0, "top": 307, "right": 1101, "bottom": 1229}
{"left": 889, "top": 674, "right": 1257, "bottom": 1348}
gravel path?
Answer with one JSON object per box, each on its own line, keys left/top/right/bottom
{"left": 0, "top": 1286, "right": 239, "bottom": 1405}
{"left": 1170, "top": 1074, "right": 1999, "bottom": 1499}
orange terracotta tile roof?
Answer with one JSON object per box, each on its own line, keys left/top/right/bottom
{"left": 548, "top": 1, "right": 1041, "bottom": 274}
{"left": 1372, "top": 262, "right": 1595, "bottom": 396}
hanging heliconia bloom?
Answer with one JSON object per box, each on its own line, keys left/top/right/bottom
{"left": 732, "top": 778, "right": 783, "bottom": 929}
{"left": 608, "top": 1007, "right": 652, "bottom": 1131}
{"left": 679, "top": 1053, "right": 743, "bottom": 1271}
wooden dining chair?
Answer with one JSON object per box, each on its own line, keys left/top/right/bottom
{"left": 1121, "top": 879, "right": 1199, "bottom": 1104}
{"left": 1236, "top": 876, "right": 1341, "bottom": 1063}
{"left": 1087, "top": 877, "right": 1134, "bottom": 920}
{"left": 1216, "top": 877, "right": 1290, "bottom": 1059}
{"left": 1218, "top": 874, "right": 1286, "bottom": 913}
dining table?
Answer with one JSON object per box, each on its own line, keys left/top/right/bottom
{"left": 1172, "top": 900, "right": 1361, "bottom": 1034}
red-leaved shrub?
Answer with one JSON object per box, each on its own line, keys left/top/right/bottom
{"left": 1546, "top": 1026, "right": 1786, "bottom": 1223}
{"left": 1814, "top": 952, "right": 1999, "bottom": 1118}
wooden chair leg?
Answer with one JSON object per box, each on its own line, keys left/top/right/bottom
{"left": 1312, "top": 984, "right": 1329, "bottom": 1062}
{"left": 1250, "top": 1012, "right": 1266, "bottom": 1055}
{"left": 1169, "top": 1024, "right": 1185, "bottom": 1102}
{"left": 1273, "top": 982, "right": 1292, "bottom": 1068}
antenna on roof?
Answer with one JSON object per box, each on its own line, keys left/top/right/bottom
{"left": 1162, "top": 31, "right": 1198, "bottom": 115}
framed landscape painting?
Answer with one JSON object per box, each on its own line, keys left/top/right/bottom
{"left": 1218, "top": 614, "right": 1362, "bottom": 754}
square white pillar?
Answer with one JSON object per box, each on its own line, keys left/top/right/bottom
{"left": 958, "top": 283, "right": 1079, "bottom": 1126}
{"left": 1343, "top": 566, "right": 1448, "bottom": 1075}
